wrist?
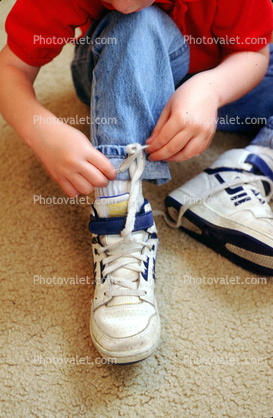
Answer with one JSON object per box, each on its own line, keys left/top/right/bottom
{"left": 180, "top": 75, "right": 220, "bottom": 109}
{"left": 22, "top": 108, "right": 60, "bottom": 150}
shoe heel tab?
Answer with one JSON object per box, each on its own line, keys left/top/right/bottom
{"left": 245, "top": 153, "right": 273, "bottom": 183}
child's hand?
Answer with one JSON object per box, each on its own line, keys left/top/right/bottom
{"left": 145, "top": 77, "right": 219, "bottom": 162}
{"left": 32, "top": 120, "right": 117, "bottom": 197}
{"left": 0, "top": 46, "right": 116, "bottom": 197}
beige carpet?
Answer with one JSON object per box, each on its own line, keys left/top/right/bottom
{"left": 1, "top": 2, "right": 273, "bottom": 417}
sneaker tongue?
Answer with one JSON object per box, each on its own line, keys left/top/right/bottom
{"left": 94, "top": 194, "right": 129, "bottom": 218}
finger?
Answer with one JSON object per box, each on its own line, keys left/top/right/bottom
{"left": 146, "top": 114, "right": 184, "bottom": 155}
{"left": 87, "top": 147, "right": 117, "bottom": 180}
{"left": 166, "top": 132, "right": 212, "bottom": 162}
{"left": 79, "top": 161, "right": 111, "bottom": 189}
{"left": 146, "top": 102, "right": 171, "bottom": 145}
{"left": 58, "top": 178, "right": 82, "bottom": 198}
{"left": 148, "top": 129, "right": 192, "bottom": 161}
{"left": 71, "top": 172, "right": 96, "bottom": 195}
{"left": 165, "top": 136, "right": 204, "bottom": 162}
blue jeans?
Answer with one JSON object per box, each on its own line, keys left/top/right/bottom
{"left": 71, "top": 6, "right": 273, "bottom": 185}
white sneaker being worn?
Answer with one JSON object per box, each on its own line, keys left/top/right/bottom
{"left": 165, "top": 148, "right": 273, "bottom": 275}
{"left": 89, "top": 144, "right": 160, "bottom": 364}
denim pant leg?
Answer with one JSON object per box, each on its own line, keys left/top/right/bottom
{"left": 71, "top": 6, "right": 189, "bottom": 185}
{"left": 217, "top": 44, "right": 273, "bottom": 146}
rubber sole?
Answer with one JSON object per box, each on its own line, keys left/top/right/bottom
{"left": 165, "top": 196, "right": 273, "bottom": 276}
{"left": 90, "top": 320, "right": 161, "bottom": 365}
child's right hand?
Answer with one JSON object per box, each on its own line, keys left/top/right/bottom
{"left": 31, "top": 119, "right": 117, "bottom": 197}
{"left": 0, "top": 45, "right": 116, "bottom": 197}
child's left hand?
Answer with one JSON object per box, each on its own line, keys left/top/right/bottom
{"left": 145, "top": 76, "right": 219, "bottom": 162}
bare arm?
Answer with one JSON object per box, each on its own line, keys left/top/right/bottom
{"left": 146, "top": 46, "right": 270, "bottom": 162}
{"left": 0, "top": 45, "right": 116, "bottom": 196}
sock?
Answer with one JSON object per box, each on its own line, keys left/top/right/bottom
{"left": 95, "top": 180, "right": 130, "bottom": 199}
{"left": 95, "top": 180, "right": 144, "bottom": 215}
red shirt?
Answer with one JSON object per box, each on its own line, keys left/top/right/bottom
{"left": 5, "top": 0, "right": 273, "bottom": 73}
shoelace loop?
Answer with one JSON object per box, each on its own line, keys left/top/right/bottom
{"left": 153, "top": 173, "right": 273, "bottom": 228}
{"left": 155, "top": 173, "right": 273, "bottom": 229}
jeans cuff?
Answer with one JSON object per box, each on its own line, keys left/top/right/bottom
{"left": 95, "top": 145, "right": 171, "bottom": 185}
{"left": 250, "top": 116, "right": 273, "bottom": 149}
{"left": 266, "top": 116, "right": 273, "bottom": 130}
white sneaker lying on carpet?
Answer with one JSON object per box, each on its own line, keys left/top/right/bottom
{"left": 165, "top": 148, "right": 273, "bottom": 276}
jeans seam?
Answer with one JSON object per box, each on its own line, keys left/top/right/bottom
{"left": 169, "top": 42, "right": 189, "bottom": 61}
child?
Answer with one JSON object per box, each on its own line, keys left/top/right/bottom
{"left": 1, "top": 0, "right": 273, "bottom": 363}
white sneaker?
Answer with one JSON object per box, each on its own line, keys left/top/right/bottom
{"left": 89, "top": 145, "right": 160, "bottom": 364}
{"left": 165, "top": 149, "right": 273, "bottom": 275}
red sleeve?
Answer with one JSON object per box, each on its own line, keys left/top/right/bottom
{"left": 184, "top": 0, "right": 273, "bottom": 73}
{"left": 5, "top": 0, "right": 107, "bottom": 67}
{"left": 212, "top": 0, "right": 273, "bottom": 56}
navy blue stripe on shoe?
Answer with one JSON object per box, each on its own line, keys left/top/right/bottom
{"left": 89, "top": 211, "right": 154, "bottom": 235}
{"left": 204, "top": 167, "right": 243, "bottom": 175}
{"left": 245, "top": 153, "right": 273, "bottom": 182}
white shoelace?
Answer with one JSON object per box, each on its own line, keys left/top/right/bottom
{"left": 97, "top": 144, "right": 153, "bottom": 298}
{"left": 154, "top": 173, "right": 273, "bottom": 229}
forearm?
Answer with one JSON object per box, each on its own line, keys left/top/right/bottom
{"left": 0, "top": 55, "right": 52, "bottom": 149}
{"left": 188, "top": 45, "right": 270, "bottom": 109}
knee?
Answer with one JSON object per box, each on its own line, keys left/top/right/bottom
{"left": 112, "top": 5, "right": 165, "bottom": 26}
{"left": 91, "top": 5, "right": 184, "bottom": 58}
{"left": 97, "top": 5, "right": 171, "bottom": 38}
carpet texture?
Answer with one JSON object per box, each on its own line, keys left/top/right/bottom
{"left": 1, "top": 1, "right": 272, "bottom": 417}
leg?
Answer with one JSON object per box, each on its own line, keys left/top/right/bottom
{"left": 71, "top": 6, "right": 189, "bottom": 185}
{"left": 71, "top": 6, "right": 189, "bottom": 363}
